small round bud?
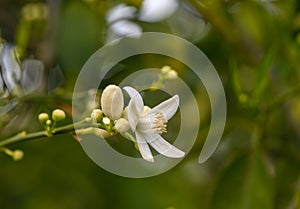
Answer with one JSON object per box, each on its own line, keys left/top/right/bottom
{"left": 52, "top": 109, "right": 66, "bottom": 122}
{"left": 115, "top": 118, "right": 130, "bottom": 134}
{"left": 38, "top": 113, "right": 49, "bottom": 123}
{"left": 102, "top": 117, "right": 111, "bottom": 125}
{"left": 12, "top": 150, "right": 24, "bottom": 161}
{"left": 161, "top": 65, "right": 172, "bottom": 73}
{"left": 91, "top": 109, "right": 103, "bottom": 122}
{"left": 46, "top": 119, "right": 52, "bottom": 126}
{"left": 166, "top": 70, "right": 178, "bottom": 79}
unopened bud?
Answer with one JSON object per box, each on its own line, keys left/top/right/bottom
{"left": 161, "top": 66, "right": 178, "bottom": 79}
{"left": 52, "top": 109, "right": 66, "bottom": 122}
{"left": 91, "top": 109, "right": 103, "bottom": 122}
{"left": 94, "top": 128, "right": 111, "bottom": 139}
{"left": 46, "top": 119, "right": 52, "bottom": 126}
{"left": 38, "top": 113, "right": 49, "bottom": 123}
{"left": 101, "top": 85, "right": 124, "bottom": 120}
{"left": 115, "top": 118, "right": 130, "bottom": 134}
{"left": 102, "top": 117, "right": 111, "bottom": 125}
{"left": 77, "top": 127, "right": 112, "bottom": 139}
{"left": 12, "top": 150, "right": 24, "bottom": 161}
{"left": 161, "top": 65, "right": 172, "bottom": 73}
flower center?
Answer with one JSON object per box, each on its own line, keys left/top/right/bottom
{"left": 154, "top": 112, "right": 168, "bottom": 134}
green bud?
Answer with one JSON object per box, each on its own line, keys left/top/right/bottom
{"left": 12, "top": 150, "right": 24, "bottom": 161}
{"left": 52, "top": 109, "right": 66, "bottom": 122}
{"left": 38, "top": 113, "right": 49, "bottom": 123}
{"left": 46, "top": 119, "right": 52, "bottom": 126}
{"left": 91, "top": 109, "right": 103, "bottom": 122}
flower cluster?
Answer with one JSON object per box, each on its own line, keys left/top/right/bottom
{"left": 90, "top": 84, "right": 185, "bottom": 162}
{"left": 38, "top": 109, "right": 66, "bottom": 136}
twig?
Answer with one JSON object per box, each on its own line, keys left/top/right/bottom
{"left": 0, "top": 119, "right": 92, "bottom": 147}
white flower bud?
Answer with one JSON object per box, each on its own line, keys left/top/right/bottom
{"left": 161, "top": 65, "right": 178, "bottom": 79}
{"left": 100, "top": 85, "right": 124, "bottom": 120}
{"left": 94, "top": 128, "right": 111, "bottom": 139}
{"left": 52, "top": 109, "right": 66, "bottom": 122}
{"left": 102, "top": 117, "right": 111, "bottom": 125}
{"left": 77, "top": 127, "right": 112, "bottom": 139}
{"left": 91, "top": 109, "right": 103, "bottom": 122}
{"left": 161, "top": 65, "right": 172, "bottom": 73}
{"left": 166, "top": 70, "right": 178, "bottom": 79}
{"left": 38, "top": 113, "right": 49, "bottom": 123}
{"left": 115, "top": 118, "right": 130, "bottom": 134}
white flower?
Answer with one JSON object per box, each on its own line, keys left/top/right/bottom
{"left": 124, "top": 86, "right": 185, "bottom": 162}
{"left": 101, "top": 85, "right": 124, "bottom": 120}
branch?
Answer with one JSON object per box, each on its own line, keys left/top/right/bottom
{"left": 0, "top": 119, "right": 92, "bottom": 147}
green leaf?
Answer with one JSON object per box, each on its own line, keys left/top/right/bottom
{"left": 210, "top": 151, "right": 273, "bottom": 209}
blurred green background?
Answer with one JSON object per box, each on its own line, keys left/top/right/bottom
{"left": 1, "top": 0, "right": 300, "bottom": 208}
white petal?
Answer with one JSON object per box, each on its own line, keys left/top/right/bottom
{"left": 127, "top": 98, "right": 141, "bottom": 131}
{"left": 136, "top": 131, "right": 154, "bottom": 162}
{"left": 147, "top": 95, "right": 179, "bottom": 120}
{"left": 144, "top": 133, "right": 185, "bottom": 158}
{"left": 123, "top": 86, "right": 144, "bottom": 114}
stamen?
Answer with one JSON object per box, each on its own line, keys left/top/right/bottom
{"left": 154, "top": 112, "right": 168, "bottom": 134}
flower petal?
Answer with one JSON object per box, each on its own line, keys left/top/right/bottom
{"left": 127, "top": 98, "right": 141, "bottom": 131}
{"left": 147, "top": 95, "right": 179, "bottom": 120}
{"left": 143, "top": 133, "right": 185, "bottom": 158}
{"left": 123, "top": 86, "right": 144, "bottom": 114}
{"left": 136, "top": 131, "right": 154, "bottom": 162}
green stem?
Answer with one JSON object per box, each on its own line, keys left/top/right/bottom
{"left": 124, "top": 132, "right": 136, "bottom": 143}
{"left": 0, "top": 147, "right": 12, "bottom": 155}
{"left": 0, "top": 119, "right": 91, "bottom": 147}
{"left": 124, "top": 132, "right": 139, "bottom": 150}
